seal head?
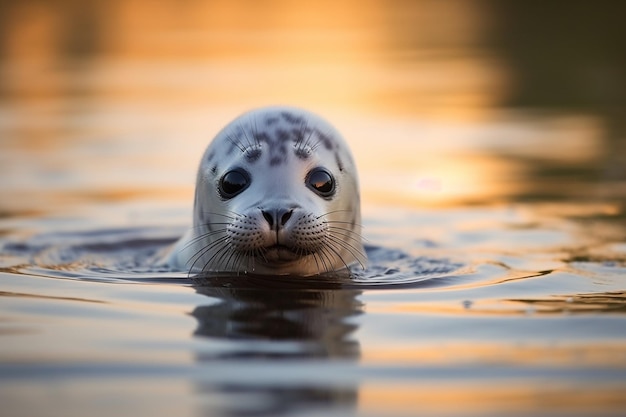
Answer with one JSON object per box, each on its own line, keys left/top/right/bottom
{"left": 169, "top": 107, "right": 365, "bottom": 276}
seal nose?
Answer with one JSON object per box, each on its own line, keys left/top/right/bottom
{"left": 261, "top": 208, "right": 293, "bottom": 229}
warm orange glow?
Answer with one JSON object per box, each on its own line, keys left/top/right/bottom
{"left": 360, "top": 341, "right": 626, "bottom": 367}
{"left": 1, "top": 4, "right": 625, "bottom": 417}
{"left": 0, "top": 0, "right": 502, "bottom": 114}
{"left": 2, "top": 0, "right": 609, "bottom": 211}
{"left": 358, "top": 382, "right": 626, "bottom": 416}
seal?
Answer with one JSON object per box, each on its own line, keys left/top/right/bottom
{"left": 167, "top": 106, "right": 366, "bottom": 276}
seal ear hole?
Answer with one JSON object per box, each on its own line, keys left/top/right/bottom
{"left": 306, "top": 168, "right": 335, "bottom": 198}
{"left": 219, "top": 169, "right": 250, "bottom": 199}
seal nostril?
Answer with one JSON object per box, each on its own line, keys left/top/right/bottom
{"left": 280, "top": 210, "right": 293, "bottom": 226}
{"left": 262, "top": 209, "right": 293, "bottom": 228}
{"left": 261, "top": 210, "right": 274, "bottom": 228}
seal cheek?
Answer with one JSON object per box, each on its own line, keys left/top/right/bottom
{"left": 227, "top": 212, "right": 267, "bottom": 250}
{"left": 289, "top": 212, "right": 328, "bottom": 253}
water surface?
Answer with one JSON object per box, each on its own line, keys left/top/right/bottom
{"left": 1, "top": 1, "right": 626, "bottom": 416}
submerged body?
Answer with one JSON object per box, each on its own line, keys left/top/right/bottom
{"left": 167, "top": 107, "right": 366, "bottom": 276}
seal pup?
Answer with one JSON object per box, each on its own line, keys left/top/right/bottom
{"left": 167, "top": 106, "right": 366, "bottom": 276}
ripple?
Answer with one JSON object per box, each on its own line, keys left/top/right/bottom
{"left": 1, "top": 227, "right": 466, "bottom": 289}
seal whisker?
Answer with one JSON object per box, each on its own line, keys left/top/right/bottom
{"left": 181, "top": 228, "right": 228, "bottom": 251}
{"left": 296, "top": 118, "right": 313, "bottom": 155}
{"left": 178, "top": 227, "right": 228, "bottom": 255}
{"left": 183, "top": 225, "right": 230, "bottom": 242}
{"left": 227, "top": 251, "right": 243, "bottom": 275}
{"left": 225, "top": 131, "right": 246, "bottom": 153}
{"left": 325, "top": 225, "right": 367, "bottom": 246}
{"left": 201, "top": 239, "right": 234, "bottom": 273}
{"left": 224, "top": 248, "right": 244, "bottom": 273}
{"left": 188, "top": 235, "right": 230, "bottom": 275}
{"left": 214, "top": 247, "right": 233, "bottom": 272}
{"left": 256, "top": 247, "right": 269, "bottom": 264}
{"left": 245, "top": 251, "right": 253, "bottom": 272}
{"left": 299, "top": 118, "right": 317, "bottom": 150}
{"left": 187, "top": 234, "right": 228, "bottom": 265}
{"left": 239, "top": 252, "right": 250, "bottom": 274}
{"left": 196, "top": 211, "right": 239, "bottom": 220}
{"left": 215, "top": 241, "right": 241, "bottom": 273}
{"left": 251, "top": 114, "right": 261, "bottom": 148}
{"left": 326, "top": 234, "right": 367, "bottom": 269}
{"left": 186, "top": 234, "right": 227, "bottom": 268}
{"left": 320, "top": 211, "right": 364, "bottom": 227}
{"left": 327, "top": 226, "right": 365, "bottom": 245}
{"left": 313, "top": 250, "right": 327, "bottom": 274}
{"left": 323, "top": 220, "right": 364, "bottom": 228}
{"left": 311, "top": 252, "right": 323, "bottom": 275}
{"left": 244, "top": 249, "right": 255, "bottom": 273}
{"left": 316, "top": 209, "right": 353, "bottom": 218}
{"left": 323, "top": 246, "right": 343, "bottom": 273}
{"left": 187, "top": 222, "right": 231, "bottom": 232}
{"left": 322, "top": 239, "right": 352, "bottom": 272}
{"left": 316, "top": 246, "right": 336, "bottom": 274}
{"left": 189, "top": 222, "right": 232, "bottom": 230}
{"left": 329, "top": 234, "right": 366, "bottom": 259}
{"left": 295, "top": 119, "right": 306, "bottom": 151}
{"left": 241, "top": 118, "right": 256, "bottom": 150}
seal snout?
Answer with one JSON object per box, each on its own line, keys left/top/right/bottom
{"left": 261, "top": 208, "right": 294, "bottom": 230}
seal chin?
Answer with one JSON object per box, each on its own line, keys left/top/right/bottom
{"left": 261, "top": 245, "right": 304, "bottom": 263}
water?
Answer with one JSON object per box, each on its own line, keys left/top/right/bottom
{"left": 2, "top": 1, "right": 626, "bottom": 416}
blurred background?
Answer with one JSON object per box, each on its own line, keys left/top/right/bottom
{"left": 1, "top": 3, "right": 626, "bottom": 416}
{"left": 1, "top": 0, "right": 625, "bottom": 213}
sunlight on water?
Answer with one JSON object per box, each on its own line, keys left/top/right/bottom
{"left": 1, "top": 1, "right": 626, "bottom": 417}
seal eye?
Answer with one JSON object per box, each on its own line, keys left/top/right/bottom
{"left": 306, "top": 168, "right": 335, "bottom": 197}
{"left": 219, "top": 169, "right": 250, "bottom": 198}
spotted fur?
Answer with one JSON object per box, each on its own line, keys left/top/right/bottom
{"left": 219, "top": 111, "right": 341, "bottom": 167}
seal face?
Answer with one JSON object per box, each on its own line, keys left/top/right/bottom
{"left": 168, "top": 107, "right": 366, "bottom": 276}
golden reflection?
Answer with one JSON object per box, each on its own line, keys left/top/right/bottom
{"left": 358, "top": 152, "right": 521, "bottom": 207}
{"left": 360, "top": 342, "right": 626, "bottom": 367}
{"left": 358, "top": 383, "right": 626, "bottom": 416}
{"left": 2, "top": 2, "right": 61, "bottom": 63}
{"left": 367, "top": 293, "right": 626, "bottom": 317}
{"left": 2, "top": 0, "right": 612, "bottom": 209}
{"left": 0, "top": 290, "right": 104, "bottom": 304}
{"left": 0, "top": 0, "right": 500, "bottom": 116}
{"left": 510, "top": 292, "right": 626, "bottom": 314}
{"left": 0, "top": 4, "right": 624, "bottom": 417}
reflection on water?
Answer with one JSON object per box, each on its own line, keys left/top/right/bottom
{"left": 192, "top": 286, "right": 361, "bottom": 356}
{"left": 192, "top": 285, "right": 361, "bottom": 415}
{"left": 1, "top": 205, "right": 625, "bottom": 416}
{"left": 1, "top": 1, "right": 626, "bottom": 416}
